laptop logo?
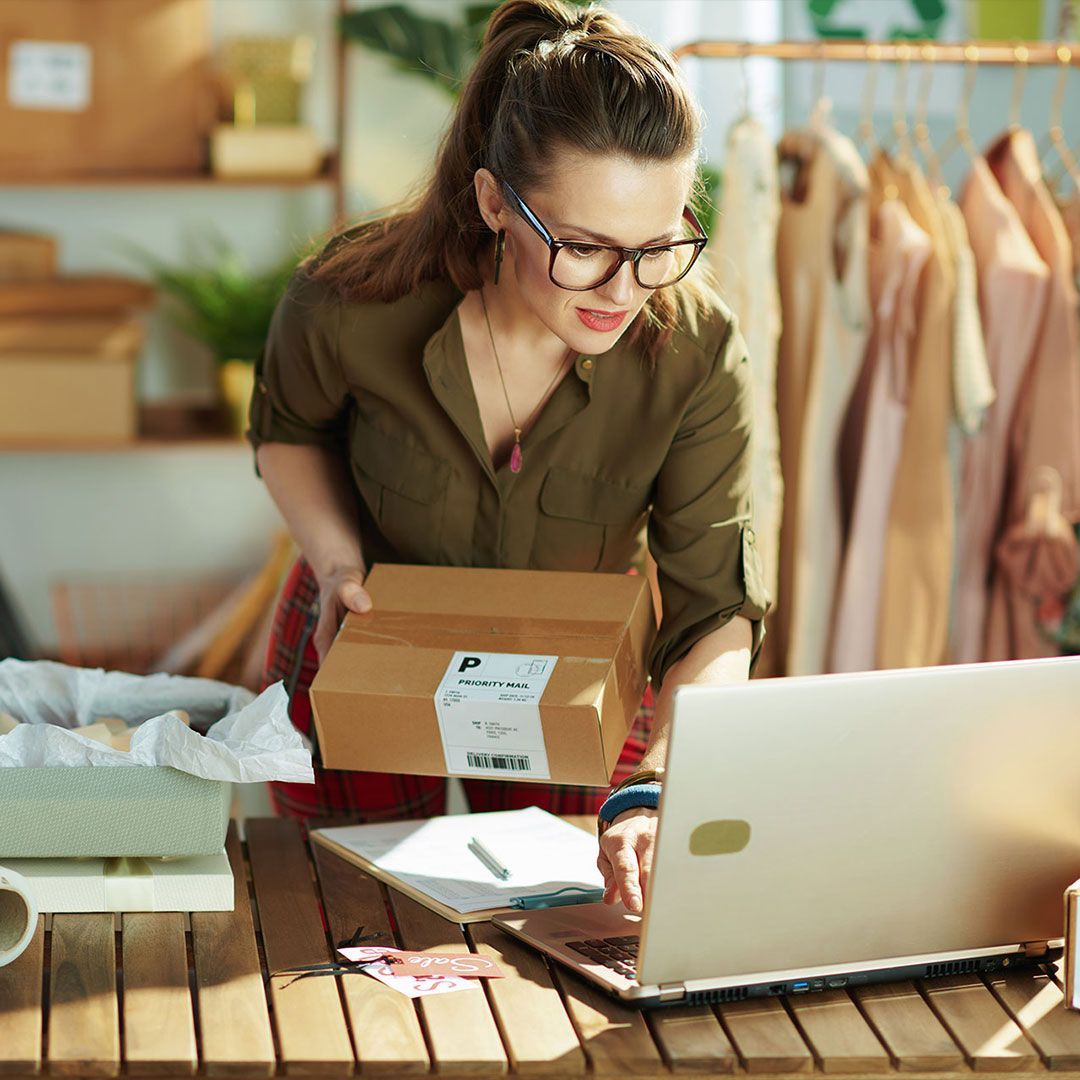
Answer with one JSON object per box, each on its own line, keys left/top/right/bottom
{"left": 690, "top": 820, "right": 751, "bottom": 855}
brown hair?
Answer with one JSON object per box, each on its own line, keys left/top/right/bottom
{"left": 310, "top": 0, "right": 717, "bottom": 363}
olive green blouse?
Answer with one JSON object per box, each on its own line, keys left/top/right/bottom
{"left": 247, "top": 270, "right": 770, "bottom": 690}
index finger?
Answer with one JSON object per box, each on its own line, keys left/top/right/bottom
{"left": 604, "top": 836, "right": 642, "bottom": 912}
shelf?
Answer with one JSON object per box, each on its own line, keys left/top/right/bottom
{"left": 0, "top": 161, "right": 339, "bottom": 190}
{"left": 0, "top": 435, "right": 247, "bottom": 453}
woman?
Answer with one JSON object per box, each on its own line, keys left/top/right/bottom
{"left": 250, "top": 0, "right": 769, "bottom": 913}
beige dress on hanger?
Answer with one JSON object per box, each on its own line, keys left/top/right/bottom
{"left": 830, "top": 166, "right": 931, "bottom": 673}
{"left": 713, "top": 116, "right": 783, "bottom": 608}
{"left": 951, "top": 154, "right": 1050, "bottom": 664}
{"left": 875, "top": 155, "right": 957, "bottom": 669}
{"left": 983, "top": 129, "right": 1080, "bottom": 660}
{"left": 772, "top": 119, "right": 870, "bottom": 677}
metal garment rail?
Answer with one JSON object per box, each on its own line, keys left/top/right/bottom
{"left": 673, "top": 39, "right": 1080, "bottom": 66}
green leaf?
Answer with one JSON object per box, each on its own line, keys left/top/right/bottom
{"left": 340, "top": 5, "right": 469, "bottom": 95}
{"left": 119, "top": 231, "right": 302, "bottom": 364}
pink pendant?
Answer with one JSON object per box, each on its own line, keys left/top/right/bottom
{"left": 510, "top": 442, "right": 523, "bottom": 474}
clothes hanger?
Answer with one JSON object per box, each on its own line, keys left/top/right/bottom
{"left": 1041, "top": 45, "right": 1080, "bottom": 195}
{"left": 1008, "top": 42, "right": 1028, "bottom": 133}
{"left": 913, "top": 44, "right": 950, "bottom": 197}
{"left": 809, "top": 41, "right": 832, "bottom": 128}
{"left": 855, "top": 43, "right": 881, "bottom": 160}
{"left": 881, "top": 43, "right": 915, "bottom": 162}
{"left": 937, "top": 44, "right": 980, "bottom": 178}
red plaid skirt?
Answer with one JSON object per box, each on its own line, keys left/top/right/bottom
{"left": 263, "top": 557, "right": 653, "bottom": 822}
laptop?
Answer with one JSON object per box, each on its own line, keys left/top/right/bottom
{"left": 493, "top": 656, "right": 1080, "bottom": 1005}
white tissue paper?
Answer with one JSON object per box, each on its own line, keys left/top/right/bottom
{"left": 0, "top": 659, "right": 314, "bottom": 784}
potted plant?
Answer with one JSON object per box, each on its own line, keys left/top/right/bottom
{"left": 127, "top": 233, "right": 300, "bottom": 435}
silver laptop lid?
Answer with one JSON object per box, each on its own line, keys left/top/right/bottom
{"left": 639, "top": 656, "right": 1080, "bottom": 988}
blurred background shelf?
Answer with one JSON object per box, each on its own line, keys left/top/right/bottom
{"left": 0, "top": 159, "right": 340, "bottom": 190}
{"left": 0, "top": 437, "right": 246, "bottom": 453}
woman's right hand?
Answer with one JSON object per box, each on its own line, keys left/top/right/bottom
{"left": 313, "top": 566, "right": 373, "bottom": 663}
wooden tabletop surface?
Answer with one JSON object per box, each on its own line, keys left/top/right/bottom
{"left": 2, "top": 815, "right": 1079, "bottom": 1078}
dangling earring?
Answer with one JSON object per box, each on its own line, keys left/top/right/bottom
{"left": 493, "top": 229, "right": 505, "bottom": 285}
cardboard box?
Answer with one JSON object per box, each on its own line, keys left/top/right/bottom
{"left": 0, "top": 315, "right": 145, "bottom": 356}
{"left": 0, "top": 231, "right": 57, "bottom": 282}
{"left": 0, "top": 767, "right": 231, "bottom": 858}
{"left": 310, "top": 564, "right": 656, "bottom": 787}
{"left": 0, "top": 0, "right": 211, "bottom": 178}
{"left": 210, "top": 123, "right": 322, "bottom": 179}
{"left": 0, "top": 850, "right": 233, "bottom": 912}
{"left": 0, "top": 353, "right": 138, "bottom": 443}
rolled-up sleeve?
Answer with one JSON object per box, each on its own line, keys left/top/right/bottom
{"left": 246, "top": 269, "right": 349, "bottom": 475}
{"left": 647, "top": 317, "right": 771, "bottom": 690}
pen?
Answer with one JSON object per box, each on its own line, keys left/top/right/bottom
{"left": 468, "top": 836, "right": 512, "bottom": 880}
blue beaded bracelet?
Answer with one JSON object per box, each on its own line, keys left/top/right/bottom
{"left": 598, "top": 782, "right": 662, "bottom": 824}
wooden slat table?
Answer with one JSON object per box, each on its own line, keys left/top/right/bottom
{"left": 2, "top": 815, "right": 1080, "bottom": 1078}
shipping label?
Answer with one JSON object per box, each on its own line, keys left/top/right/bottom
{"left": 434, "top": 651, "right": 555, "bottom": 780}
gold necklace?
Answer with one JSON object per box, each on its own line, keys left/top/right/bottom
{"left": 479, "top": 286, "right": 569, "bottom": 474}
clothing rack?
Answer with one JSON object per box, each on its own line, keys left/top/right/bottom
{"left": 674, "top": 39, "right": 1080, "bottom": 66}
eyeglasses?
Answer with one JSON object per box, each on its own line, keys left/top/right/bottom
{"left": 500, "top": 180, "right": 708, "bottom": 292}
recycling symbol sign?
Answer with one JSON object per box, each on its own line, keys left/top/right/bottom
{"left": 807, "top": 0, "right": 947, "bottom": 40}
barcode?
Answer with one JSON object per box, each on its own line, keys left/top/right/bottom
{"left": 466, "top": 751, "right": 532, "bottom": 771}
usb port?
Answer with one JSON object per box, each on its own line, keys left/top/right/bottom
{"left": 826, "top": 977, "right": 848, "bottom": 988}
{"left": 791, "top": 981, "right": 810, "bottom": 993}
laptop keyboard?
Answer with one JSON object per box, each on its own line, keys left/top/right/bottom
{"left": 566, "top": 936, "right": 639, "bottom": 979}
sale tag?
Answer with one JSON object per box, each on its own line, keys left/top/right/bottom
{"left": 361, "top": 966, "right": 481, "bottom": 998}
{"left": 340, "top": 945, "right": 505, "bottom": 978}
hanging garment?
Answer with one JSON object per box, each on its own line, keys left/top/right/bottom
{"left": 713, "top": 116, "right": 783, "bottom": 606}
{"left": 772, "top": 120, "right": 870, "bottom": 677}
{"left": 875, "top": 156, "right": 958, "bottom": 669}
{"left": 951, "top": 155, "right": 1050, "bottom": 663}
{"left": 830, "top": 170, "right": 931, "bottom": 673}
{"left": 1060, "top": 194, "right": 1080, "bottom": 283}
{"left": 940, "top": 201, "right": 994, "bottom": 437}
{"left": 984, "top": 129, "right": 1080, "bottom": 659}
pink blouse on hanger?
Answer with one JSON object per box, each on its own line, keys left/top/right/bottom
{"left": 830, "top": 170, "right": 930, "bottom": 673}
{"left": 983, "top": 130, "right": 1080, "bottom": 660}
{"left": 951, "top": 154, "right": 1050, "bottom": 664}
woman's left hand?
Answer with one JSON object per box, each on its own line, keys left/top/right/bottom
{"left": 597, "top": 807, "right": 658, "bottom": 913}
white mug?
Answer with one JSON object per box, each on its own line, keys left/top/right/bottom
{"left": 0, "top": 866, "right": 37, "bottom": 967}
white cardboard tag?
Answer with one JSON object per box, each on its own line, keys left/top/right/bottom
{"left": 8, "top": 41, "right": 92, "bottom": 111}
{"left": 434, "top": 651, "right": 555, "bottom": 779}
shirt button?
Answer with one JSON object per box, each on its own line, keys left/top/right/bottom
{"left": 258, "top": 380, "right": 268, "bottom": 394}
{"left": 581, "top": 358, "right": 594, "bottom": 371}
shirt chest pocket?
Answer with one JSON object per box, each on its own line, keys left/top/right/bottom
{"left": 350, "top": 416, "right": 450, "bottom": 562}
{"left": 531, "top": 467, "right": 651, "bottom": 573}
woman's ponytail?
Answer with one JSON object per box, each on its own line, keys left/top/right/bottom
{"left": 309, "top": 0, "right": 711, "bottom": 366}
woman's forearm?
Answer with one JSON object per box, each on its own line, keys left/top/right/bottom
{"left": 256, "top": 442, "right": 366, "bottom": 579}
{"left": 637, "top": 615, "right": 753, "bottom": 772}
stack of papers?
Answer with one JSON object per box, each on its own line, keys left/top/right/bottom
{"left": 313, "top": 806, "right": 604, "bottom": 920}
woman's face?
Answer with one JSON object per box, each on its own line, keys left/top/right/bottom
{"left": 483, "top": 151, "right": 695, "bottom": 353}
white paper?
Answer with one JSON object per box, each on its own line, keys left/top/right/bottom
{"left": 8, "top": 41, "right": 91, "bottom": 111}
{"left": 434, "top": 651, "right": 555, "bottom": 779}
{"left": 317, "top": 806, "right": 604, "bottom": 914}
{"left": 0, "top": 659, "right": 313, "bottom": 784}
{"left": 359, "top": 964, "right": 480, "bottom": 998}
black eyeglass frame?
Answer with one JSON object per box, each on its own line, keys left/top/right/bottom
{"left": 499, "top": 180, "right": 709, "bottom": 292}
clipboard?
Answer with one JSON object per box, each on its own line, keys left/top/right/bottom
{"left": 310, "top": 809, "right": 605, "bottom": 924}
